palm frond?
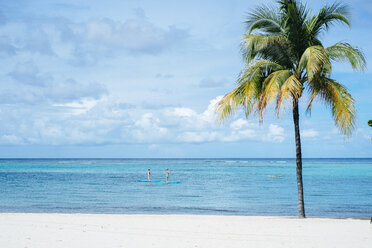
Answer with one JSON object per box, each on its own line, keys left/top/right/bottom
{"left": 276, "top": 74, "right": 303, "bottom": 115}
{"left": 307, "top": 77, "right": 355, "bottom": 136}
{"left": 245, "top": 5, "right": 284, "bottom": 34}
{"left": 298, "top": 45, "right": 330, "bottom": 81}
{"left": 278, "top": 0, "right": 309, "bottom": 59}
{"left": 307, "top": 1, "right": 350, "bottom": 41}
{"left": 216, "top": 59, "right": 281, "bottom": 122}
{"left": 216, "top": 88, "right": 246, "bottom": 122}
{"left": 258, "top": 70, "right": 294, "bottom": 119}
{"left": 326, "top": 42, "right": 366, "bottom": 71}
{"left": 217, "top": 75, "right": 261, "bottom": 122}
{"left": 241, "top": 34, "right": 294, "bottom": 66}
{"left": 240, "top": 59, "right": 283, "bottom": 81}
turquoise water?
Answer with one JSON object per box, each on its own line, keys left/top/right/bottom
{"left": 0, "top": 158, "right": 371, "bottom": 217}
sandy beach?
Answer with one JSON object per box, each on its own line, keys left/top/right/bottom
{"left": 0, "top": 213, "right": 371, "bottom": 248}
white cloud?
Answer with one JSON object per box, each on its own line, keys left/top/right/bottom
{"left": 171, "top": 107, "right": 197, "bottom": 118}
{"left": 222, "top": 129, "right": 256, "bottom": 142}
{"left": 0, "top": 90, "right": 294, "bottom": 145}
{"left": 133, "top": 113, "right": 168, "bottom": 142}
{"left": 164, "top": 96, "right": 221, "bottom": 131}
{"left": 301, "top": 129, "right": 319, "bottom": 138}
{"left": 200, "top": 96, "right": 222, "bottom": 124}
{"left": 230, "top": 118, "right": 256, "bottom": 130}
{"left": 178, "top": 131, "right": 218, "bottom": 143}
{"left": 52, "top": 99, "right": 98, "bottom": 115}
{"left": 0, "top": 94, "right": 287, "bottom": 146}
{"left": 265, "top": 124, "right": 285, "bottom": 143}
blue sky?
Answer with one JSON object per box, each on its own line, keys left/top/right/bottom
{"left": 0, "top": 0, "right": 371, "bottom": 158}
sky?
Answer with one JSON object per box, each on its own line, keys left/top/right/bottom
{"left": 0, "top": 0, "right": 371, "bottom": 158}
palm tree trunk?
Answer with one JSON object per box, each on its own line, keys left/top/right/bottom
{"left": 293, "top": 100, "right": 306, "bottom": 218}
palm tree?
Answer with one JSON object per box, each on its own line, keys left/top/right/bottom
{"left": 217, "top": 0, "right": 365, "bottom": 218}
{"left": 369, "top": 120, "right": 372, "bottom": 127}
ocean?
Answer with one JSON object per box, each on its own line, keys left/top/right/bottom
{"left": 0, "top": 158, "right": 371, "bottom": 217}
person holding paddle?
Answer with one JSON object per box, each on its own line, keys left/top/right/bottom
{"left": 165, "top": 169, "right": 170, "bottom": 183}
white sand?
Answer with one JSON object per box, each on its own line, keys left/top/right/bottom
{"left": 0, "top": 214, "right": 371, "bottom": 248}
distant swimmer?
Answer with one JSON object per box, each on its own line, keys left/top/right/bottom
{"left": 147, "top": 169, "right": 151, "bottom": 181}
{"left": 166, "top": 168, "right": 170, "bottom": 183}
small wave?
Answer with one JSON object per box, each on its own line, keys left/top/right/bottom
{"left": 269, "top": 160, "right": 287, "bottom": 164}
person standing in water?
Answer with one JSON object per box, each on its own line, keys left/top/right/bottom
{"left": 165, "top": 168, "right": 170, "bottom": 183}
{"left": 147, "top": 169, "right": 151, "bottom": 181}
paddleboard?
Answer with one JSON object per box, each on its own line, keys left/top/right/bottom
{"left": 137, "top": 180, "right": 161, "bottom": 182}
{"left": 165, "top": 181, "right": 181, "bottom": 184}
{"left": 268, "top": 175, "right": 282, "bottom": 178}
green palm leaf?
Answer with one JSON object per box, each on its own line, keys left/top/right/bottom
{"left": 299, "top": 45, "right": 330, "bottom": 81}
{"left": 326, "top": 42, "right": 366, "bottom": 71}
{"left": 242, "top": 34, "right": 291, "bottom": 64}
{"left": 307, "top": 1, "right": 350, "bottom": 40}
{"left": 245, "top": 5, "right": 284, "bottom": 34}
{"left": 258, "top": 70, "right": 292, "bottom": 119}
{"left": 278, "top": 0, "right": 309, "bottom": 58}
{"left": 276, "top": 74, "right": 303, "bottom": 114}
{"left": 307, "top": 78, "right": 355, "bottom": 136}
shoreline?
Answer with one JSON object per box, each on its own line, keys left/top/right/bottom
{"left": 0, "top": 212, "right": 370, "bottom": 220}
{"left": 1, "top": 213, "right": 371, "bottom": 248}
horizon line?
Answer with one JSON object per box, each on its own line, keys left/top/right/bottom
{"left": 0, "top": 157, "right": 371, "bottom": 160}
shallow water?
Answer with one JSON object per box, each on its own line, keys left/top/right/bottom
{"left": 0, "top": 158, "right": 371, "bottom": 217}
